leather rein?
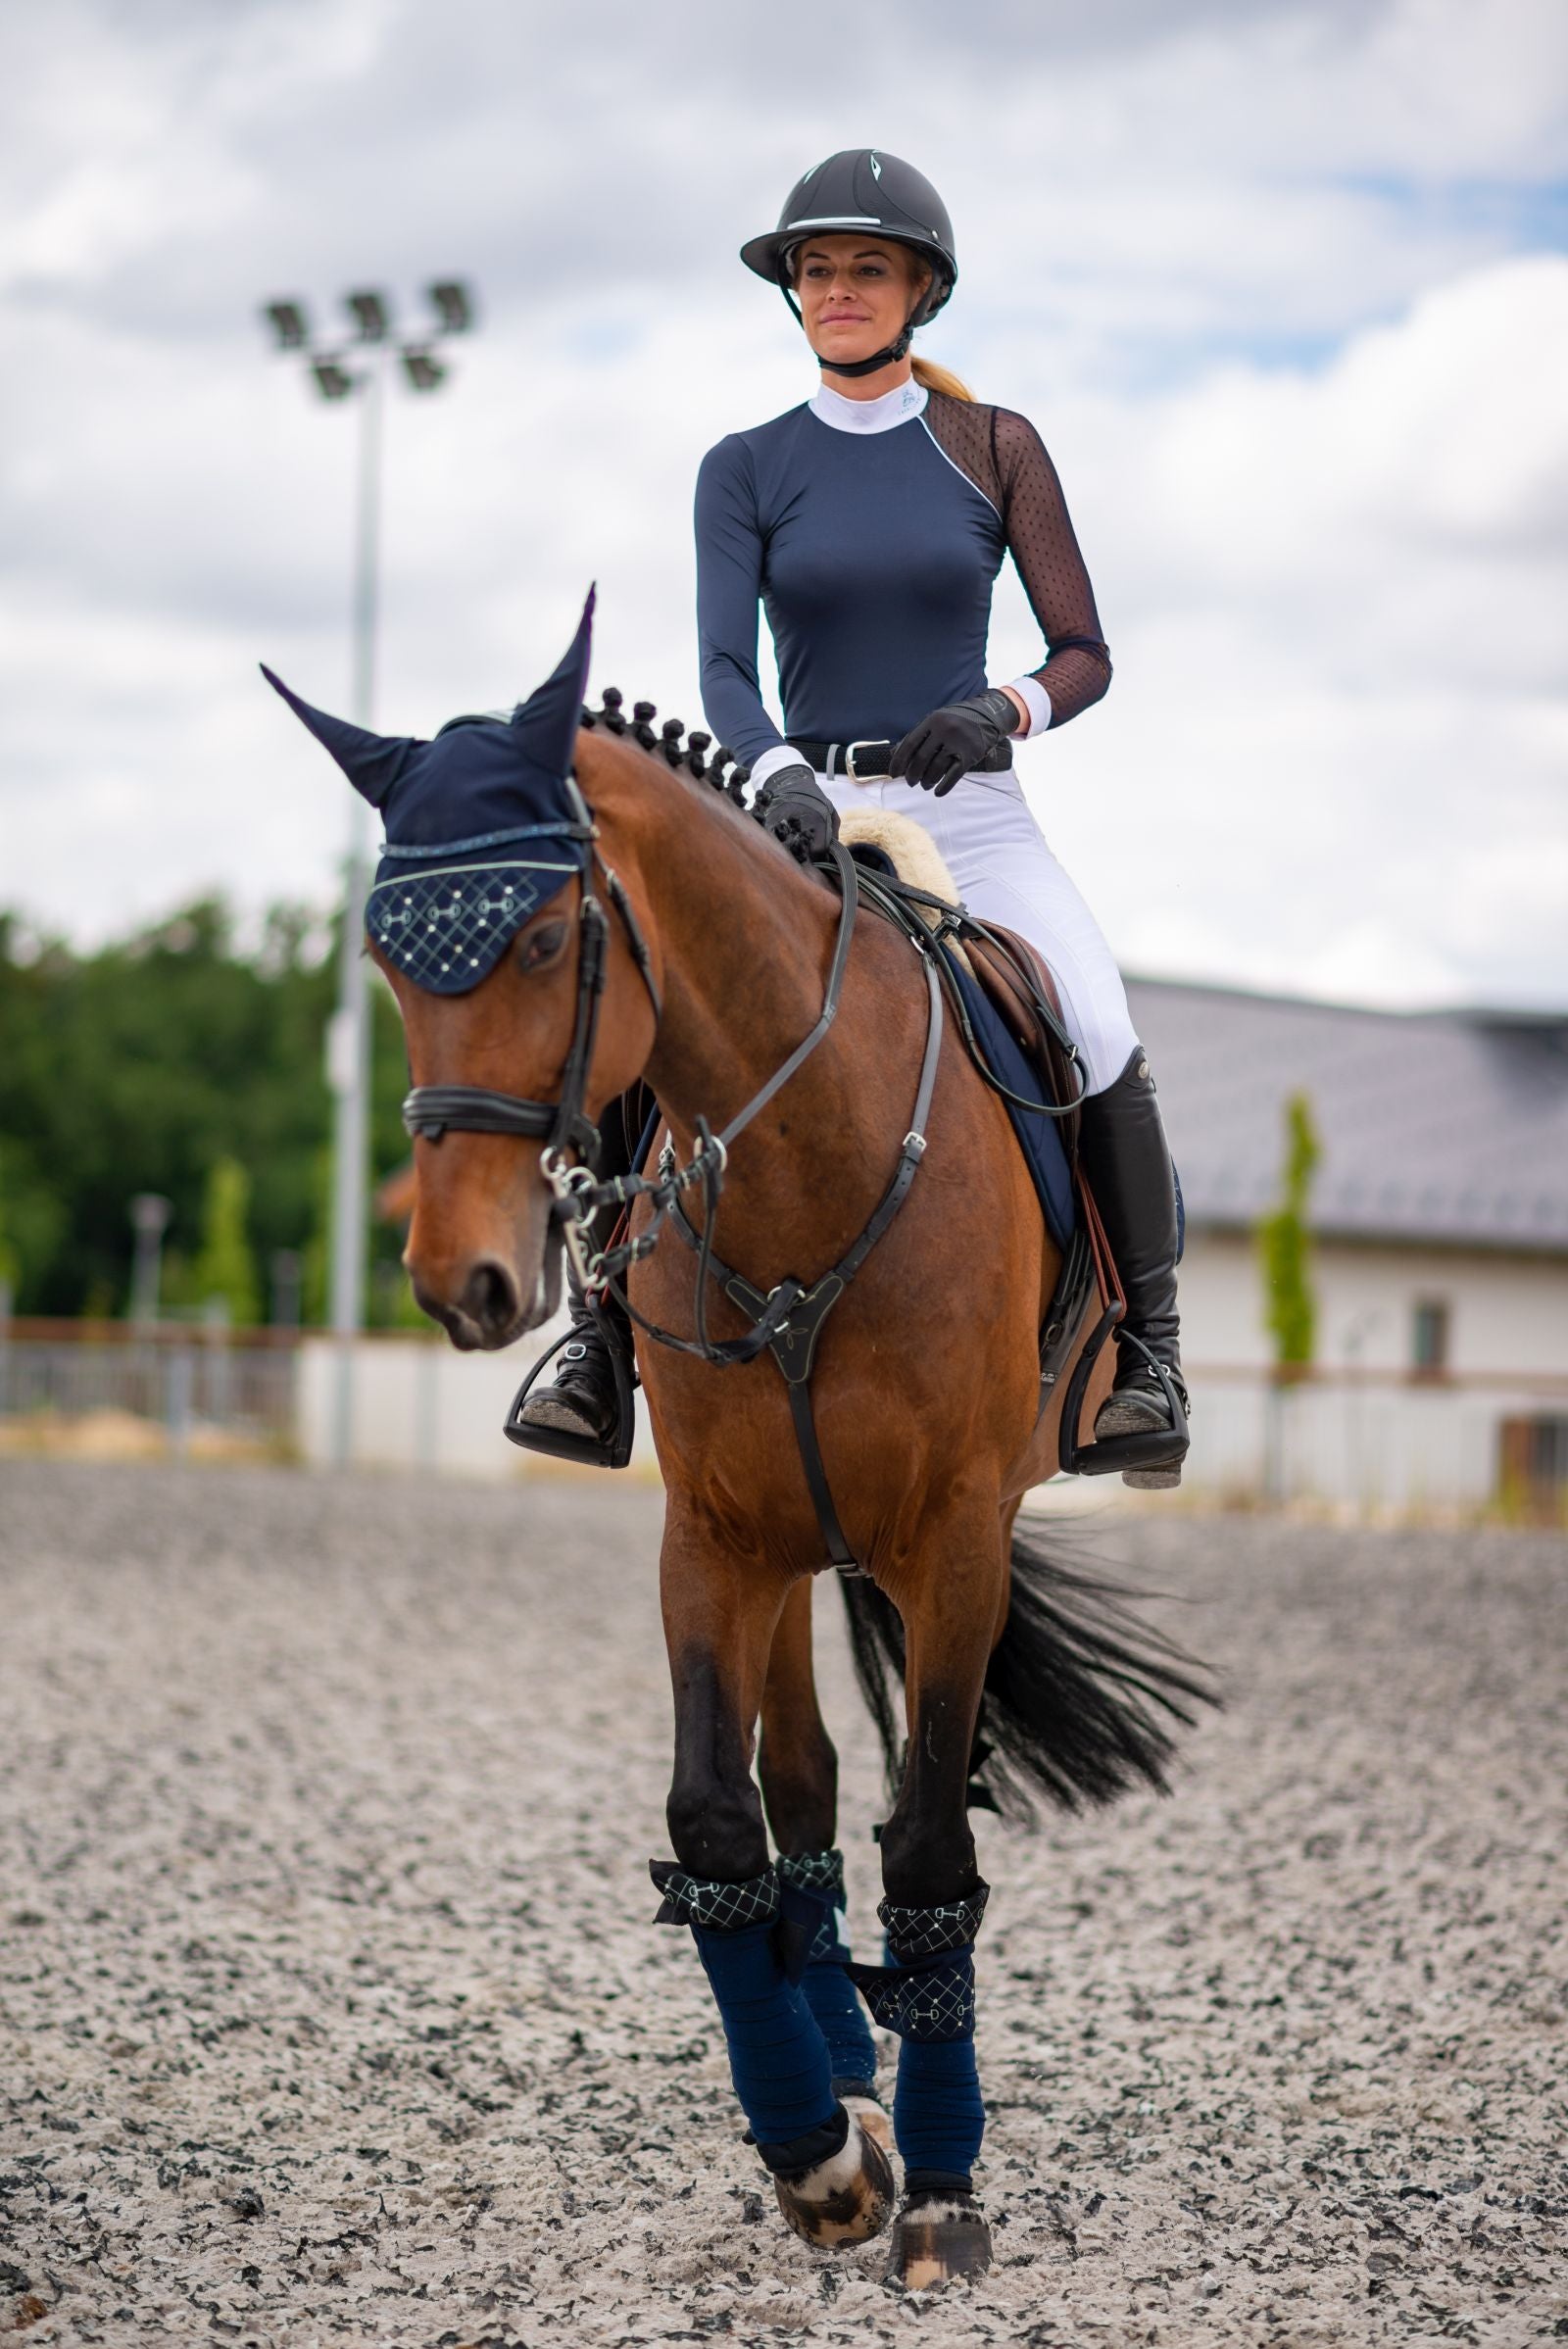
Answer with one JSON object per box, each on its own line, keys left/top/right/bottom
{"left": 399, "top": 801, "right": 936, "bottom": 1388}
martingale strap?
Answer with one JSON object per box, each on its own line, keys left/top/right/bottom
{"left": 563, "top": 843, "right": 868, "bottom": 1371}
{"left": 535, "top": 844, "right": 945, "bottom": 1571}
{"left": 396, "top": 810, "right": 982, "bottom": 1575}
{"left": 666, "top": 944, "right": 945, "bottom": 1573}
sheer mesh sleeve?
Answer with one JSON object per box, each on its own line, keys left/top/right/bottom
{"left": 923, "top": 394, "right": 1112, "bottom": 729}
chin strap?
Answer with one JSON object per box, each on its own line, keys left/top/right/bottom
{"left": 776, "top": 267, "right": 945, "bottom": 381}
{"left": 818, "top": 320, "right": 918, "bottom": 380}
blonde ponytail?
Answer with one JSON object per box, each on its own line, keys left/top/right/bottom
{"left": 911, "top": 356, "right": 974, "bottom": 402}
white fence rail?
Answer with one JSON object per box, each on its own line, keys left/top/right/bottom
{"left": 1183, "top": 1368, "right": 1568, "bottom": 1515}
{"left": 293, "top": 1324, "right": 662, "bottom": 1480}
{"left": 0, "top": 1322, "right": 295, "bottom": 1446}
{"left": 292, "top": 1339, "right": 1567, "bottom": 1515}
{"left": 5, "top": 1317, "right": 1564, "bottom": 1517}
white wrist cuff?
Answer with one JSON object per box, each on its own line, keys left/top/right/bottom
{"left": 1004, "top": 676, "right": 1054, "bottom": 738}
{"left": 748, "top": 742, "right": 812, "bottom": 789}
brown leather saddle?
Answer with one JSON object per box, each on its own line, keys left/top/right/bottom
{"left": 963, "top": 923, "right": 1084, "bottom": 1159}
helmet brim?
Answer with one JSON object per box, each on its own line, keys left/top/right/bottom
{"left": 739, "top": 226, "right": 955, "bottom": 314}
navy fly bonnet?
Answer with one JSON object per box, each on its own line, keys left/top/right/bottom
{"left": 262, "top": 588, "right": 596, "bottom": 994}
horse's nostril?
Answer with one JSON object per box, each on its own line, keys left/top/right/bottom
{"left": 462, "top": 1259, "right": 520, "bottom": 1338}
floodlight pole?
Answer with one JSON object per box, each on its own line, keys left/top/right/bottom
{"left": 261, "top": 281, "right": 474, "bottom": 1470}
{"left": 325, "top": 350, "right": 384, "bottom": 1468}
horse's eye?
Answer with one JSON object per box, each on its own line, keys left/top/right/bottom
{"left": 517, "top": 919, "right": 568, "bottom": 971}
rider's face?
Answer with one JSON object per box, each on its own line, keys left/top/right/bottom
{"left": 793, "top": 236, "right": 929, "bottom": 369}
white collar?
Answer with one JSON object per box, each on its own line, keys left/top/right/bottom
{"left": 808, "top": 377, "right": 928, "bottom": 436}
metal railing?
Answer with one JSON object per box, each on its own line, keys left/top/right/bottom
{"left": 0, "top": 1319, "right": 298, "bottom": 1444}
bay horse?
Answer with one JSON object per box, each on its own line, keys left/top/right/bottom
{"left": 266, "top": 598, "right": 1204, "bottom": 2291}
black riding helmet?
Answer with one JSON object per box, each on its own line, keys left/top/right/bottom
{"left": 740, "top": 149, "right": 956, "bottom": 379}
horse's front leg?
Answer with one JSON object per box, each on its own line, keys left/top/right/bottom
{"left": 757, "top": 1581, "right": 887, "bottom": 2153}
{"left": 869, "top": 1499, "right": 1007, "bottom": 2290}
{"left": 656, "top": 1504, "right": 894, "bottom": 2250}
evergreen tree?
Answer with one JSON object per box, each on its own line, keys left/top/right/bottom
{"left": 1257, "top": 1092, "right": 1320, "bottom": 1375}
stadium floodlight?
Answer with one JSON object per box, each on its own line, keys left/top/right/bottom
{"left": 345, "top": 287, "right": 391, "bottom": 342}
{"left": 427, "top": 279, "right": 474, "bottom": 334}
{"left": 263, "top": 297, "right": 310, "bottom": 350}
{"left": 401, "top": 345, "right": 446, "bottom": 393}
{"left": 312, "top": 356, "right": 357, "bottom": 401}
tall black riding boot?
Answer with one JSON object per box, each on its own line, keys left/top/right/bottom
{"left": 511, "top": 1096, "right": 638, "bottom": 1460}
{"left": 1077, "top": 1045, "right": 1189, "bottom": 1490}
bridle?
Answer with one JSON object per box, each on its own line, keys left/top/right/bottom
{"left": 400, "top": 807, "right": 658, "bottom": 1176}
{"left": 398, "top": 778, "right": 875, "bottom": 1371}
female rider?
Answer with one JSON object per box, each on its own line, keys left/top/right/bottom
{"left": 519, "top": 149, "right": 1186, "bottom": 1485}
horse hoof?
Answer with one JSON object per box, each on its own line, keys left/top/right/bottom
{"left": 772, "top": 2108, "right": 895, "bottom": 2248}
{"left": 886, "top": 2189, "right": 993, "bottom": 2291}
{"left": 840, "top": 2090, "right": 894, "bottom": 2158}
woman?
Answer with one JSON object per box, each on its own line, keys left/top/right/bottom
{"left": 521, "top": 148, "right": 1185, "bottom": 1484}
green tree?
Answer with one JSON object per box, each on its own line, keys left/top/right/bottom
{"left": 1256, "top": 1092, "right": 1321, "bottom": 1375}
{"left": 0, "top": 1137, "right": 64, "bottom": 1304}
{"left": 0, "top": 900, "right": 412, "bottom": 1320}
{"left": 193, "top": 1156, "right": 262, "bottom": 1326}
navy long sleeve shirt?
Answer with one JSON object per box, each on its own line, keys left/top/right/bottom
{"left": 694, "top": 381, "right": 1111, "bottom": 766}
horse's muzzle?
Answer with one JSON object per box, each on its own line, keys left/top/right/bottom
{"left": 413, "top": 1228, "right": 564, "bottom": 1351}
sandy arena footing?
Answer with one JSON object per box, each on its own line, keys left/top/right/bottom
{"left": 1, "top": 1462, "right": 1563, "bottom": 2346}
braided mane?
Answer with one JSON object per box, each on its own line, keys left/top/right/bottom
{"left": 580, "top": 689, "right": 754, "bottom": 811}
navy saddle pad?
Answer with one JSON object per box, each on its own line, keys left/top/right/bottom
{"left": 939, "top": 941, "right": 1075, "bottom": 1249}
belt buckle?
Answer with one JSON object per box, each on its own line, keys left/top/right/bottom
{"left": 843, "top": 739, "right": 887, "bottom": 783}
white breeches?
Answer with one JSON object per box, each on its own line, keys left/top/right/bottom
{"left": 818, "top": 766, "right": 1140, "bottom": 1097}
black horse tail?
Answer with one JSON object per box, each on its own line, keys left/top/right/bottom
{"left": 837, "top": 1521, "right": 1214, "bottom": 1821}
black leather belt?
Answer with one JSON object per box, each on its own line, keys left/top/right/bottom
{"left": 787, "top": 736, "right": 1012, "bottom": 781}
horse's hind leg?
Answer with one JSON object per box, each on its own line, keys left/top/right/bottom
{"left": 870, "top": 1504, "right": 1006, "bottom": 2290}
{"left": 758, "top": 1581, "right": 886, "bottom": 2150}
{"left": 656, "top": 1507, "right": 893, "bottom": 2251}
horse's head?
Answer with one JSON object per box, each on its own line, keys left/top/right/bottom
{"left": 265, "top": 590, "right": 658, "bottom": 1349}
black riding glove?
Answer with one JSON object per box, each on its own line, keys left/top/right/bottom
{"left": 890, "top": 688, "right": 1019, "bottom": 797}
{"left": 754, "top": 761, "right": 840, "bottom": 862}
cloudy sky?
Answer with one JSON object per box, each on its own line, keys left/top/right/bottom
{"left": 3, "top": 0, "right": 1565, "bottom": 1007}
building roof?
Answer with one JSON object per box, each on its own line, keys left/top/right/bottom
{"left": 1125, "top": 980, "right": 1568, "bottom": 1255}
